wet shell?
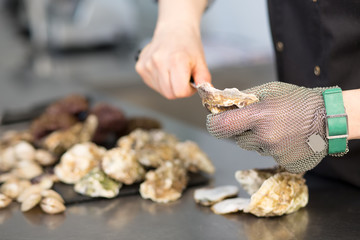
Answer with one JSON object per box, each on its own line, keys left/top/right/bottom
{"left": 101, "top": 148, "right": 145, "bottom": 185}
{"left": 21, "top": 192, "right": 42, "bottom": 212}
{"left": 40, "top": 197, "right": 66, "bottom": 214}
{"left": 0, "top": 193, "right": 12, "bottom": 209}
{"left": 41, "top": 189, "right": 64, "bottom": 203}
{"left": 211, "top": 198, "right": 250, "bottom": 215}
{"left": 244, "top": 172, "right": 308, "bottom": 217}
{"left": 176, "top": 141, "right": 215, "bottom": 174}
{"left": 74, "top": 167, "right": 121, "bottom": 198}
{"left": 140, "top": 160, "right": 188, "bottom": 203}
{"left": 54, "top": 142, "right": 106, "bottom": 184}
{"left": 196, "top": 82, "right": 259, "bottom": 114}
{"left": 194, "top": 185, "right": 239, "bottom": 206}
{"left": 0, "top": 179, "right": 31, "bottom": 199}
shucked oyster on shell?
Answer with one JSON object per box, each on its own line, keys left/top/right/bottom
{"left": 140, "top": 160, "right": 188, "bottom": 203}
{"left": 194, "top": 185, "right": 239, "bottom": 206}
{"left": 211, "top": 198, "right": 250, "bottom": 215}
{"left": 74, "top": 167, "right": 121, "bottom": 198}
{"left": 54, "top": 142, "right": 106, "bottom": 184}
{"left": 101, "top": 148, "right": 145, "bottom": 185}
{"left": 196, "top": 82, "right": 259, "bottom": 114}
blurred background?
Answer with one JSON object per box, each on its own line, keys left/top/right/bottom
{"left": 0, "top": 0, "right": 276, "bottom": 129}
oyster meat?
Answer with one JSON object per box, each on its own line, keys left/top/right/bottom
{"left": 140, "top": 160, "right": 188, "bottom": 203}
{"left": 196, "top": 82, "right": 259, "bottom": 114}
{"left": 101, "top": 148, "right": 145, "bottom": 185}
{"left": 194, "top": 185, "right": 239, "bottom": 206}
{"left": 211, "top": 198, "right": 250, "bottom": 215}
{"left": 74, "top": 167, "right": 121, "bottom": 198}
{"left": 54, "top": 142, "right": 106, "bottom": 184}
{"left": 176, "top": 140, "right": 215, "bottom": 174}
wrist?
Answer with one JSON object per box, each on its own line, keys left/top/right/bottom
{"left": 343, "top": 89, "right": 360, "bottom": 140}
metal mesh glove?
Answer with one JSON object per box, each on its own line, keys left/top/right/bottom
{"left": 206, "top": 82, "right": 332, "bottom": 173}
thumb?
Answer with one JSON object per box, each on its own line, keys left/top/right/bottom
{"left": 192, "top": 60, "right": 211, "bottom": 85}
{"left": 206, "top": 104, "right": 260, "bottom": 139}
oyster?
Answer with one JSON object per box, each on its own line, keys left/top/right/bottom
{"left": 211, "top": 198, "right": 250, "bottom": 214}
{"left": 140, "top": 160, "right": 188, "bottom": 203}
{"left": 0, "top": 193, "right": 12, "bottom": 209}
{"left": 40, "top": 197, "right": 66, "bottom": 214}
{"left": 176, "top": 141, "right": 215, "bottom": 174}
{"left": 34, "top": 149, "right": 57, "bottom": 166}
{"left": 243, "top": 172, "right": 308, "bottom": 217}
{"left": 118, "top": 129, "right": 178, "bottom": 168}
{"left": 101, "top": 148, "right": 145, "bottom": 185}
{"left": 21, "top": 192, "right": 42, "bottom": 212}
{"left": 12, "top": 160, "right": 43, "bottom": 179}
{"left": 42, "top": 115, "right": 98, "bottom": 155}
{"left": 235, "top": 167, "right": 285, "bottom": 195}
{"left": 194, "top": 185, "right": 239, "bottom": 206}
{"left": 0, "top": 179, "right": 31, "bottom": 199}
{"left": 196, "top": 82, "right": 259, "bottom": 114}
{"left": 54, "top": 142, "right": 106, "bottom": 184}
{"left": 0, "top": 141, "right": 36, "bottom": 172}
{"left": 74, "top": 167, "right": 121, "bottom": 198}
{"left": 0, "top": 146, "right": 16, "bottom": 171}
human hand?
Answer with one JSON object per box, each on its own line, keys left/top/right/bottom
{"left": 206, "top": 82, "right": 332, "bottom": 173}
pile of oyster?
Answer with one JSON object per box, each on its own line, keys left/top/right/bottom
{"left": 0, "top": 95, "right": 215, "bottom": 215}
{"left": 194, "top": 167, "right": 308, "bottom": 217}
{"left": 194, "top": 83, "right": 308, "bottom": 217}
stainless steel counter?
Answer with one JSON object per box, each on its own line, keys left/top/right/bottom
{"left": 0, "top": 95, "right": 359, "bottom": 240}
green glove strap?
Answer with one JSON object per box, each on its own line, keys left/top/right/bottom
{"left": 322, "top": 88, "right": 348, "bottom": 154}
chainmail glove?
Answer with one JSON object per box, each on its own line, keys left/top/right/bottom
{"left": 206, "top": 81, "right": 336, "bottom": 173}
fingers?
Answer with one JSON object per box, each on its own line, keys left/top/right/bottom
{"left": 206, "top": 104, "right": 260, "bottom": 139}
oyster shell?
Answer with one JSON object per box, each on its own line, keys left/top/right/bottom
{"left": 243, "top": 172, "right": 308, "bottom": 217}
{"left": 54, "top": 142, "right": 106, "bottom": 184}
{"left": 176, "top": 141, "right": 215, "bottom": 174}
{"left": 194, "top": 185, "right": 239, "bottom": 206}
{"left": 34, "top": 149, "right": 57, "bottom": 166}
{"left": 211, "top": 198, "right": 250, "bottom": 215}
{"left": 235, "top": 167, "right": 285, "bottom": 195}
{"left": 74, "top": 167, "right": 121, "bottom": 198}
{"left": 21, "top": 192, "right": 42, "bottom": 212}
{"left": 0, "top": 179, "right": 31, "bottom": 199}
{"left": 118, "top": 129, "right": 178, "bottom": 168}
{"left": 40, "top": 197, "right": 66, "bottom": 214}
{"left": 43, "top": 115, "right": 98, "bottom": 155}
{"left": 0, "top": 193, "right": 12, "bottom": 209}
{"left": 12, "top": 160, "right": 43, "bottom": 179}
{"left": 196, "top": 82, "right": 259, "bottom": 114}
{"left": 101, "top": 148, "right": 145, "bottom": 185}
{"left": 140, "top": 160, "right": 188, "bottom": 203}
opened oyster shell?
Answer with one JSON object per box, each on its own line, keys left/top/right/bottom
{"left": 211, "top": 198, "right": 250, "bottom": 214}
{"left": 101, "top": 148, "right": 145, "bottom": 185}
{"left": 176, "top": 141, "right": 215, "bottom": 174}
{"left": 74, "top": 167, "right": 121, "bottom": 198}
{"left": 140, "top": 160, "right": 188, "bottom": 203}
{"left": 196, "top": 82, "right": 259, "bottom": 114}
{"left": 194, "top": 185, "right": 239, "bottom": 206}
{"left": 243, "top": 172, "right": 308, "bottom": 217}
{"left": 54, "top": 142, "right": 106, "bottom": 184}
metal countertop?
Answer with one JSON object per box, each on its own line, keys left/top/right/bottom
{"left": 0, "top": 96, "right": 359, "bottom": 240}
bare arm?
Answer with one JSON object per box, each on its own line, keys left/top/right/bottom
{"left": 135, "top": 0, "right": 211, "bottom": 99}
{"left": 343, "top": 89, "right": 360, "bottom": 140}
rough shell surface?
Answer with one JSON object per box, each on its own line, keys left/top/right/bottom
{"left": 101, "top": 148, "right": 145, "bottom": 185}
{"left": 196, "top": 82, "right": 259, "bottom": 114}
{"left": 118, "top": 129, "right": 178, "bottom": 168}
{"left": 0, "top": 193, "right": 12, "bottom": 209}
{"left": 244, "top": 172, "right": 308, "bottom": 217}
{"left": 0, "top": 179, "right": 31, "bottom": 199}
{"left": 176, "top": 141, "right": 215, "bottom": 174}
{"left": 40, "top": 197, "right": 66, "bottom": 214}
{"left": 74, "top": 167, "right": 121, "bottom": 198}
{"left": 140, "top": 160, "right": 188, "bottom": 203}
{"left": 54, "top": 142, "right": 106, "bottom": 184}
{"left": 42, "top": 115, "right": 98, "bottom": 155}
{"left": 211, "top": 198, "right": 251, "bottom": 215}
{"left": 235, "top": 167, "right": 285, "bottom": 195}
{"left": 194, "top": 185, "right": 239, "bottom": 206}
{"left": 21, "top": 192, "right": 42, "bottom": 212}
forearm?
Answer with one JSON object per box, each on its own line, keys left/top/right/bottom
{"left": 343, "top": 89, "right": 360, "bottom": 140}
{"left": 156, "top": 0, "right": 208, "bottom": 32}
